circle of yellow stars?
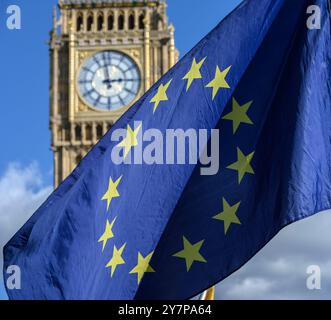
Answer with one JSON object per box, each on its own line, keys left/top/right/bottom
{"left": 97, "top": 55, "right": 257, "bottom": 285}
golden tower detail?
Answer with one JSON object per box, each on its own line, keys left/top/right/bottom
{"left": 50, "top": 0, "right": 177, "bottom": 187}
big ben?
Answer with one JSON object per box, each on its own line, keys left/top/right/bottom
{"left": 50, "top": 0, "right": 177, "bottom": 187}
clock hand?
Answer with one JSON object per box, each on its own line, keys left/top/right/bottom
{"left": 103, "top": 78, "right": 124, "bottom": 84}
{"left": 103, "top": 78, "right": 139, "bottom": 84}
{"left": 102, "top": 78, "right": 138, "bottom": 90}
{"left": 111, "top": 78, "right": 123, "bottom": 83}
{"left": 103, "top": 65, "right": 112, "bottom": 83}
{"left": 109, "top": 78, "right": 139, "bottom": 83}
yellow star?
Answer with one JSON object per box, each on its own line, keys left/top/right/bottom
{"left": 227, "top": 147, "right": 255, "bottom": 184}
{"left": 182, "top": 57, "right": 207, "bottom": 91}
{"left": 117, "top": 123, "right": 142, "bottom": 158}
{"left": 106, "top": 243, "right": 126, "bottom": 277}
{"left": 222, "top": 98, "right": 254, "bottom": 134}
{"left": 173, "top": 236, "right": 207, "bottom": 271}
{"left": 98, "top": 217, "right": 117, "bottom": 251}
{"left": 101, "top": 175, "right": 122, "bottom": 211}
{"left": 129, "top": 251, "right": 155, "bottom": 284}
{"left": 206, "top": 65, "right": 231, "bottom": 100}
{"left": 150, "top": 79, "right": 172, "bottom": 113}
{"left": 213, "top": 198, "right": 241, "bottom": 234}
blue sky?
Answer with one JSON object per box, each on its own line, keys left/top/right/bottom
{"left": 1, "top": 0, "right": 330, "bottom": 301}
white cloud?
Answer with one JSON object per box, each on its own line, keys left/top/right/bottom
{"left": 0, "top": 162, "right": 52, "bottom": 299}
{"left": 216, "top": 210, "right": 331, "bottom": 300}
{"left": 226, "top": 277, "right": 275, "bottom": 299}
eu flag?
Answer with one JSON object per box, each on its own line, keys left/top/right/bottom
{"left": 3, "top": 0, "right": 331, "bottom": 299}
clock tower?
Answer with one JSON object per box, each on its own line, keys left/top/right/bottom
{"left": 50, "top": 0, "right": 177, "bottom": 187}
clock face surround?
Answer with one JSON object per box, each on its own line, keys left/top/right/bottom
{"left": 77, "top": 51, "right": 141, "bottom": 111}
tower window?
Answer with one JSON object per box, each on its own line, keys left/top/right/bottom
{"left": 76, "top": 154, "right": 83, "bottom": 166}
{"left": 107, "top": 15, "right": 114, "bottom": 30}
{"left": 139, "top": 14, "right": 145, "bottom": 30}
{"left": 75, "top": 125, "right": 82, "bottom": 141}
{"left": 97, "top": 124, "right": 103, "bottom": 139}
{"left": 57, "top": 128, "right": 62, "bottom": 141}
{"left": 65, "top": 127, "right": 70, "bottom": 141}
{"left": 118, "top": 14, "right": 124, "bottom": 30}
{"left": 86, "top": 124, "right": 92, "bottom": 141}
{"left": 97, "top": 15, "right": 103, "bottom": 31}
{"left": 76, "top": 15, "right": 83, "bottom": 32}
{"left": 128, "top": 14, "right": 135, "bottom": 30}
{"left": 87, "top": 15, "right": 93, "bottom": 32}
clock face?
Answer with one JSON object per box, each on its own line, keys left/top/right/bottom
{"left": 77, "top": 51, "right": 141, "bottom": 111}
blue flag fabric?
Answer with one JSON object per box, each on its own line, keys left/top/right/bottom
{"left": 3, "top": 0, "right": 331, "bottom": 299}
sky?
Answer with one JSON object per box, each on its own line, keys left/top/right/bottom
{"left": 0, "top": 0, "right": 330, "bottom": 300}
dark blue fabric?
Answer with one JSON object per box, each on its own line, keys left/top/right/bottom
{"left": 3, "top": 0, "right": 331, "bottom": 300}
